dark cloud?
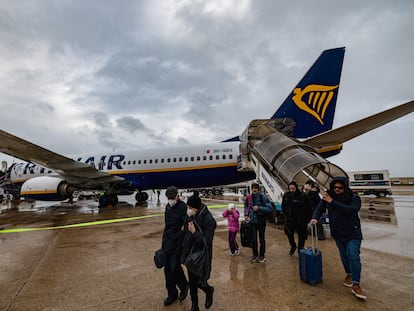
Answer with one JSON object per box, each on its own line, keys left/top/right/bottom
{"left": 0, "top": 0, "right": 413, "bottom": 175}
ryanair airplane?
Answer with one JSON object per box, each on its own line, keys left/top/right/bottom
{"left": 0, "top": 47, "right": 413, "bottom": 206}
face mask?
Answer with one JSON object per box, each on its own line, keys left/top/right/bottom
{"left": 168, "top": 199, "right": 177, "bottom": 207}
{"left": 187, "top": 208, "right": 196, "bottom": 217}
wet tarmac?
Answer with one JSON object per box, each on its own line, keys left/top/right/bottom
{"left": 1, "top": 192, "right": 414, "bottom": 310}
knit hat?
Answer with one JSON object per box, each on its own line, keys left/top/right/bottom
{"left": 227, "top": 203, "right": 235, "bottom": 211}
{"left": 165, "top": 186, "right": 178, "bottom": 199}
{"left": 187, "top": 195, "right": 202, "bottom": 209}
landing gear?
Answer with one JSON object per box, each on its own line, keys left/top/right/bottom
{"left": 135, "top": 191, "right": 149, "bottom": 202}
{"left": 98, "top": 193, "right": 119, "bottom": 207}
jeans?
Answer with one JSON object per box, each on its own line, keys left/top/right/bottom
{"left": 335, "top": 239, "right": 362, "bottom": 284}
{"left": 251, "top": 217, "right": 266, "bottom": 257}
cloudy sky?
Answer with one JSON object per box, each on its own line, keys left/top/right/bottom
{"left": 0, "top": 0, "right": 413, "bottom": 177}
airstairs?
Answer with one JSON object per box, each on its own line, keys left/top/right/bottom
{"left": 237, "top": 119, "right": 347, "bottom": 203}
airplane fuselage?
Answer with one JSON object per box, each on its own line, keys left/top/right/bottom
{"left": 8, "top": 142, "right": 256, "bottom": 192}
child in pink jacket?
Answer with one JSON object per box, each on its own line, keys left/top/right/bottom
{"left": 222, "top": 203, "right": 240, "bottom": 255}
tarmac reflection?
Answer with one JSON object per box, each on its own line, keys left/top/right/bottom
{"left": 1, "top": 194, "right": 414, "bottom": 258}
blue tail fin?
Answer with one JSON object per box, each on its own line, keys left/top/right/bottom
{"left": 272, "top": 47, "right": 345, "bottom": 138}
{"left": 222, "top": 47, "right": 345, "bottom": 142}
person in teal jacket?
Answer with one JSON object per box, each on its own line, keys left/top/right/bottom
{"left": 244, "top": 183, "right": 273, "bottom": 263}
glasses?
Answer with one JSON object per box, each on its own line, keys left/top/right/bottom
{"left": 334, "top": 186, "right": 344, "bottom": 190}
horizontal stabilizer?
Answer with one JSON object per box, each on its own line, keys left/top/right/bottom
{"left": 305, "top": 100, "right": 414, "bottom": 148}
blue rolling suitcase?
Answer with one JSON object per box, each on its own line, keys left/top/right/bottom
{"left": 299, "top": 224, "right": 322, "bottom": 284}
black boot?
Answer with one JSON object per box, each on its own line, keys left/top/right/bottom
{"left": 179, "top": 286, "right": 189, "bottom": 302}
{"left": 289, "top": 245, "right": 297, "bottom": 256}
{"left": 189, "top": 305, "right": 200, "bottom": 311}
{"left": 205, "top": 286, "right": 214, "bottom": 309}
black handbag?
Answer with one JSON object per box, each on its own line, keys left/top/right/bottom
{"left": 154, "top": 248, "right": 165, "bottom": 269}
{"left": 184, "top": 237, "right": 210, "bottom": 279}
{"left": 184, "top": 219, "right": 210, "bottom": 281}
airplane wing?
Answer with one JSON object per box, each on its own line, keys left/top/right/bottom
{"left": 0, "top": 130, "right": 124, "bottom": 184}
{"left": 304, "top": 100, "right": 414, "bottom": 148}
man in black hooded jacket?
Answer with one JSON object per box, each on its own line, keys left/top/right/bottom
{"left": 311, "top": 176, "right": 367, "bottom": 300}
{"left": 162, "top": 186, "right": 189, "bottom": 306}
{"left": 282, "top": 181, "right": 313, "bottom": 255}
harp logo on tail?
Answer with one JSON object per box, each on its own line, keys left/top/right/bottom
{"left": 292, "top": 84, "right": 339, "bottom": 125}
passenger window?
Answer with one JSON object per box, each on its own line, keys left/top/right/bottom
{"left": 191, "top": 157, "right": 194, "bottom": 161}
{"left": 143, "top": 160, "right": 147, "bottom": 164}
{"left": 229, "top": 154, "right": 233, "bottom": 160}
{"left": 197, "top": 156, "right": 200, "bottom": 161}
{"left": 161, "top": 159, "right": 164, "bottom": 163}
{"left": 216, "top": 155, "right": 219, "bottom": 160}
{"left": 209, "top": 155, "right": 213, "bottom": 160}
{"left": 203, "top": 156, "right": 207, "bottom": 161}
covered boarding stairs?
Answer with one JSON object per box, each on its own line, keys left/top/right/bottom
{"left": 237, "top": 119, "right": 347, "bottom": 203}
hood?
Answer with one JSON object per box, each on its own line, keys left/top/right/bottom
{"left": 329, "top": 176, "right": 350, "bottom": 192}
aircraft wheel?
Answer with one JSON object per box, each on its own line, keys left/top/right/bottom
{"left": 135, "top": 191, "right": 149, "bottom": 202}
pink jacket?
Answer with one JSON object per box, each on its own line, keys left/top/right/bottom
{"left": 222, "top": 209, "right": 240, "bottom": 232}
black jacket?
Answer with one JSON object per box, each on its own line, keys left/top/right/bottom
{"left": 162, "top": 200, "right": 187, "bottom": 254}
{"left": 312, "top": 176, "right": 362, "bottom": 242}
{"left": 282, "top": 190, "right": 313, "bottom": 226}
{"left": 181, "top": 204, "right": 217, "bottom": 278}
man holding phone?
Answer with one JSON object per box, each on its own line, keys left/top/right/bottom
{"left": 311, "top": 176, "right": 367, "bottom": 300}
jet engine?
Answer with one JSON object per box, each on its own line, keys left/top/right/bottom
{"left": 20, "top": 176, "right": 76, "bottom": 201}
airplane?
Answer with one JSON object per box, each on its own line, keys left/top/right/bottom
{"left": 0, "top": 47, "right": 413, "bottom": 207}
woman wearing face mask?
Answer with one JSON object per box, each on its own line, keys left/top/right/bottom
{"left": 181, "top": 195, "right": 217, "bottom": 311}
{"left": 161, "top": 186, "right": 189, "bottom": 307}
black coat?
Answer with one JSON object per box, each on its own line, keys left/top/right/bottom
{"left": 282, "top": 190, "right": 313, "bottom": 226}
{"left": 312, "top": 176, "right": 362, "bottom": 242}
{"left": 307, "top": 189, "right": 321, "bottom": 212}
{"left": 181, "top": 204, "right": 217, "bottom": 279}
{"left": 162, "top": 200, "right": 187, "bottom": 254}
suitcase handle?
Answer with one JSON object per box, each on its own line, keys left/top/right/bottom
{"left": 309, "top": 223, "right": 320, "bottom": 255}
